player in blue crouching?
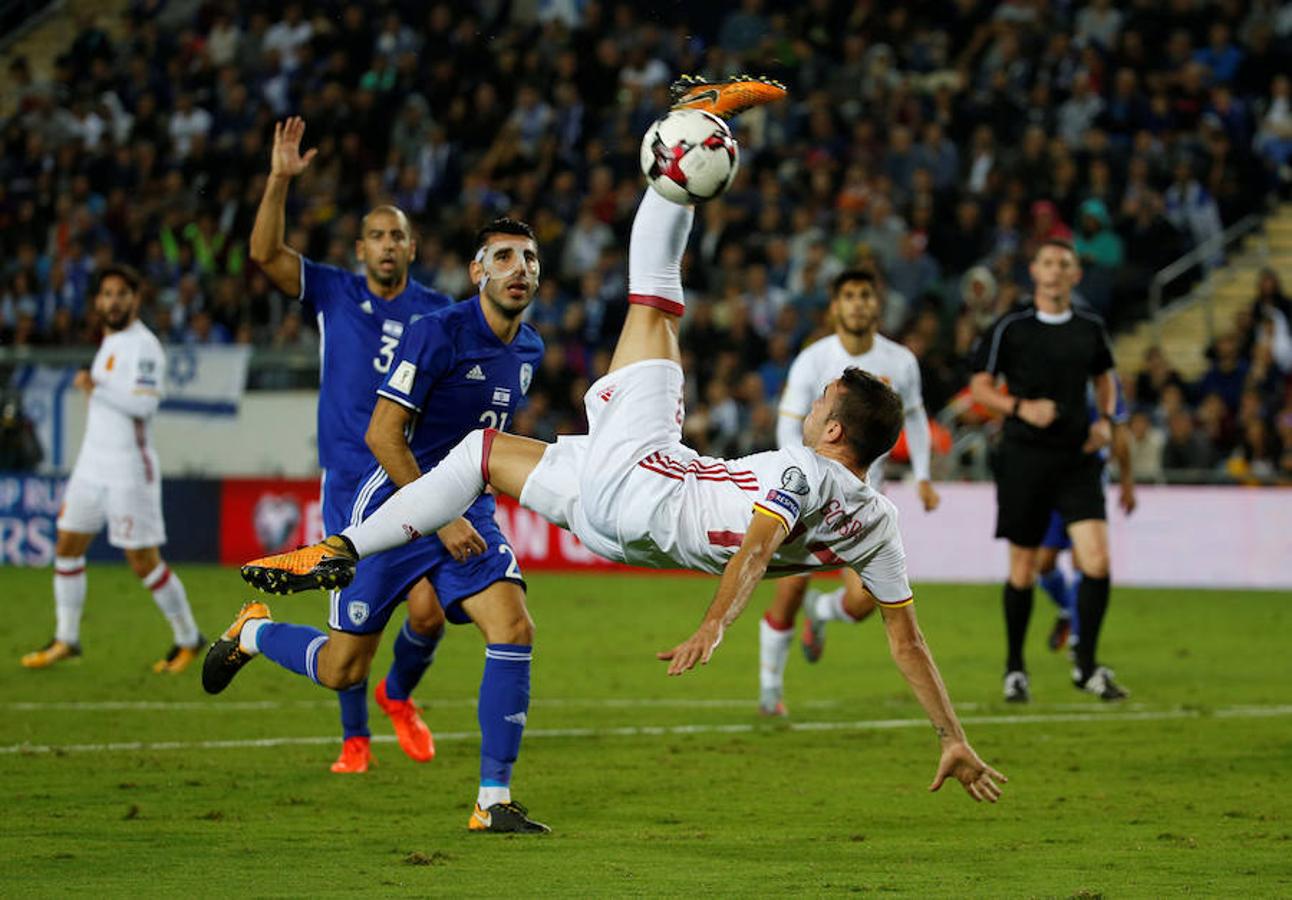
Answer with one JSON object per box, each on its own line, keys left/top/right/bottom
{"left": 248, "top": 116, "right": 452, "bottom": 773}
{"left": 213, "top": 216, "right": 549, "bottom": 833}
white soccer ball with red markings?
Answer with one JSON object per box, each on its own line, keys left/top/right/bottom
{"left": 640, "top": 109, "right": 739, "bottom": 205}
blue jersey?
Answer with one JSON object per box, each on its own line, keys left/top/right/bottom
{"left": 300, "top": 258, "right": 452, "bottom": 474}
{"left": 352, "top": 295, "right": 544, "bottom": 520}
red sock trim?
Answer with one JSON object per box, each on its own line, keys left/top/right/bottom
{"left": 480, "top": 428, "right": 498, "bottom": 484}
{"left": 629, "top": 293, "right": 685, "bottom": 316}
{"left": 55, "top": 566, "right": 85, "bottom": 577}
{"left": 145, "top": 567, "right": 171, "bottom": 591}
{"left": 763, "top": 611, "right": 792, "bottom": 632}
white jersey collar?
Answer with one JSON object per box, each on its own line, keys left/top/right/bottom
{"left": 1035, "top": 307, "right": 1073, "bottom": 325}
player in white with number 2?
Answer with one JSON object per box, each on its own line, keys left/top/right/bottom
{"left": 240, "top": 80, "right": 1005, "bottom": 804}
{"left": 757, "top": 269, "right": 941, "bottom": 715}
{"left": 22, "top": 265, "right": 204, "bottom": 673}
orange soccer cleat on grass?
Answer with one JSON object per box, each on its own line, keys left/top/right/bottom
{"left": 152, "top": 635, "right": 207, "bottom": 674}
{"left": 375, "top": 677, "right": 435, "bottom": 763}
{"left": 20, "top": 639, "right": 82, "bottom": 669}
{"left": 241, "top": 535, "right": 357, "bottom": 595}
{"left": 330, "top": 736, "right": 375, "bottom": 774}
{"left": 669, "top": 74, "right": 788, "bottom": 120}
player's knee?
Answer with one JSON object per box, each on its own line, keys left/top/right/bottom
{"left": 125, "top": 550, "right": 160, "bottom": 580}
{"left": 408, "top": 604, "right": 445, "bottom": 637}
{"left": 485, "top": 609, "right": 534, "bottom": 645}
{"left": 1079, "top": 551, "right": 1110, "bottom": 579}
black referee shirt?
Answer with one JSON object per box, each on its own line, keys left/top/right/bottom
{"left": 973, "top": 302, "right": 1115, "bottom": 451}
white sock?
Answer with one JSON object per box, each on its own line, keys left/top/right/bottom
{"left": 819, "top": 587, "right": 857, "bottom": 623}
{"left": 343, "top": 429, "right": 487, "bottom": 557}
{"left": 240, "top": 618, "right": 268, "bottom": 655}
{"left": 143, "top": 563, "right": 200, "bottom": 646}
{"left": 53, "top": 556, "right": 87, "bottom": 645}
{"left": 627, "top": 188, "right": 693, "bottom": 313}
{"left": 478, "top": 785, "right": 510, "bottom": 809}
{"left": 759, "top": 615, "right": 793, "bottom": 693}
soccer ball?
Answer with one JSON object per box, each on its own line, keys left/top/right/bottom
{"left": 640, "top": 109, "right": 739, "bottom": 205}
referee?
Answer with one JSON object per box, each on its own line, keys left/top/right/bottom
{"left": 970, "top": 239, "right": 1128, "bottom": 702}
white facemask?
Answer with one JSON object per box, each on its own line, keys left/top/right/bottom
{"left": 475, "top": 237, "right": 540, "bottom": 296}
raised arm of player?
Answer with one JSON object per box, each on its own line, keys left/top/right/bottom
{"left": 249, "top": 117, "right": 317, "bottom": 297}
{"left": 365, "top": 397, "right": 486, "bottom": 562}
{"left": 879, "top": 603, "right": 1007, "bottom": 802}
{"left": 658, "top": 510, "right": 789, "bottom": 674}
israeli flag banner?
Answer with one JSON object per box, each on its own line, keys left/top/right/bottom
{"left": 160, "top": 345, "right": 252, "bottom": 417}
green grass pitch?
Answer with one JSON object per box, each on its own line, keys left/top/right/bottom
{"left": 2, "top": 564, "right": 1290, "bottom": 897}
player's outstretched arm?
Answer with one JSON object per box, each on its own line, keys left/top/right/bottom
{"left": 249, "top": 117, "right": 316, "bottom": 297}
{"left": 657, "top": 512, "right": 787, "bottom": 675}
{"left": 879, "top": 603, "right": 1007, "bottom": 802}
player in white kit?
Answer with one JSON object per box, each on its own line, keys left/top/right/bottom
{"left": 757, "top": 269, "right": 942, "bottom": 715}
{"left": 21, "top": 265, "right": 203, "bottom": 673}
{"left": 240, "top": 189, "right": 1005, "bottom": 803}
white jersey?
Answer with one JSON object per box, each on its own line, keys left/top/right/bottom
{"left": 777, "top": 333, "right": 930, "bottom": 487}
{"left": 623, "top": 443, "right": 911, "bottom": 604}
{"left": 70, "top": 319, "right": 165, "bottom": 485}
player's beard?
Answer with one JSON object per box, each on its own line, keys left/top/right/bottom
{"left": 369, "top": 263, "right": 405, "bottom": 288}
{"left": 485, "top": 279, "right": 533, "bottom": 320}
{"left": 102, "top": 308, "right": 133, "bottom": 331}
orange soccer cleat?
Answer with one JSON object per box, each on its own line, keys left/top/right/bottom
{"left": 241, "top": 535, "right": 357, "bottom": 595}
{"left": 669, "top": 74, "right": 788, "bottom": 120}
{"left": 201, "top": 601, "right": 271, "bottom": 694}
{"left": 152, "top": 635, "right": 207, "bottom": 674}
{"left": 20, "top": 639, "right": 82, "bottom": 669}
{"left": 375, "top": 678, "right": 435, "bottom": 763}
{"left": 330, "top": 736, "right": 375, "bottom": 774}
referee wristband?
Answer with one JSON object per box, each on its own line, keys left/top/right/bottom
{"left": 1010, "top": 398, "right": 1021, "bottom": 419}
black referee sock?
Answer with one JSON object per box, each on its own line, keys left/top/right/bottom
{"left": 1075, "top": 576, "right": 1111, "bottom": 680}
{"left": 1003, "top": 583, "right": 1034, "bottom": 673}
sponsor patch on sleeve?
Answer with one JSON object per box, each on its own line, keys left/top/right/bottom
{"left": 389, "top": 360, "right": 417, "bottom": 394}
{"left": 763, "top": 488, "right": 801, "bottom": 520}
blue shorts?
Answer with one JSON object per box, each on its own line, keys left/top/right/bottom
{"left": 329, "top": 494, "right": 524, "bottom": 634}
{"left": 321, "top": 467, "right": 365, "bottom": 535}
{"left": 1041, "top": 510, "right": 1071, "bottom": 551}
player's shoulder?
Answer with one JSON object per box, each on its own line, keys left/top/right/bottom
{"left": 304, "top": 257, "right": 360, "bottom": 287}
{"left": 798, "top": 333, "right": 842, "bottom": 363}
{"left": 407, "top": 277, "right": 454, "bottom": 310}
{"left": 514, "top": 320, "right": 544, "bottom": 355}
{"left": 874, "top": 333, "right": 919, "bottom": 366}
{"left": 987, "top": 302, "right": 1036, "bottom": 335}
{"left": 1071, "top": 306, "right": 1110, "bottom": 333}
{"left": 125, "top": 320, "right": 164, "bottom": 353}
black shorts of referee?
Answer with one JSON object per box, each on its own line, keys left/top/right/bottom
{"left": 992, "top": 441, "right": 1104, "bottom": 547}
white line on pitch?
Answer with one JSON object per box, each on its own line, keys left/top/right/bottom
{"left": 0, "top": 698, "right": 1152, "bottom": 713}
{"left": 3, "top": 704, "right": 1290, "bottom": 756}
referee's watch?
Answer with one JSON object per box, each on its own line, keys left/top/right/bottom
{"left": 1010, "top": 397, "right": 1022, "bottom": 419}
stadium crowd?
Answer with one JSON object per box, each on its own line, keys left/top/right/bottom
{"left": 2, "top": 0, "right": 1291, "bottom": 481}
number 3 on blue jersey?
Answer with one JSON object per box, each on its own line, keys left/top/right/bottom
{"left": 373, "top": 333, "right": 400, "bottom": 374}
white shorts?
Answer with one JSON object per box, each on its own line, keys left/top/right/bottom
{"left": 58, "top": 474, "right": 167, "bottom": 549}
{"left": 520, "top": 359, "right": 687, "bottom": 563}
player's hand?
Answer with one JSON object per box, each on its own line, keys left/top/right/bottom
{"left": 270, "top": 117, "right": 317, "bottom": 178}
{"left": 929, "top": 740, "right": 1007, "bottom": 803}
{"left": 917, "top": 480, "right": 940, "bottom": 512}
{"left": 1119, "top": 480, "right": 1137, "bottom": 515}
{"left": 1082, "top": 418, "right": 1112, "bottom": 454}
{"left": 73, "top": 369, "right": 94, "bottom": 393}
{"left": 1017, "top": 398, "right": 1057, "bottom": 428}
{"left": 436, "top": 517, "right": 487, "bottom": 562}
{"left": 656, "top": 621, "right": 724, "bottom": 676}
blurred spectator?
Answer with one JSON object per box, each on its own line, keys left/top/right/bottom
{"left": 1162, "top": 408, "right": 1219, "bottom": 472}
{"left": 1196, "top": 333, "right": 1250, "bottom": 413}
{"left": 0, "top": 394, "right": 43, "bottom": 471}
{"left": 1125, "top": 410, "right": 1165, "bottom": 482}
{"left": 1134, "top": 346, "right": 1188, "bottom": 409}
{"left": 1164, "top": 157, "right": 1225, "bottom": 267}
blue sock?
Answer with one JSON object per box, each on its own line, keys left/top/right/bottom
{"left": 1068, "top": 574, "right": 1083, "bottom": 641}
{"left": 338, "top": 681, "right": 369, "bottom": 739}
{"left": 1038, "top": 569, "right": 1070, "bottom": 616}
{"left": 478, "top": 643, "right": 531, "bottom": 788}
{"left": 256, "top": 622, "right": 329, "bottom": 685}
{"left": 384, "top": 619, "right": 443, "bottom": 702}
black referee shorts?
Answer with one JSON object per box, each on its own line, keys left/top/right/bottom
{"left": 992, "top": 440, "right": 1106, "bottom": 547}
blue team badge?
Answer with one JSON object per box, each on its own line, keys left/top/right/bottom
{"left": 519, "top": 363, "right": 533, "bottom": 395}
{"left": 348, "top": 600, "right": 370, "bottom": 626}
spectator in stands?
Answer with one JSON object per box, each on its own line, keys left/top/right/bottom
{"left": 1162, "top": 408, "right": 1219, "bottom": 473}
{"left": 0, "top": 394, "right": 43, "bottom": 472}
{"left": 1125, "top": 410, "right": 1165, "bottom": 483}
{"left": 1197, "top": 333, "right": 1250, "bottom": 413}
{"left": 1134, "top": 346, "right": 1188, "bottom": 409}
{"left": 1164, "top": 157, "right": 1225, "bottom": 267}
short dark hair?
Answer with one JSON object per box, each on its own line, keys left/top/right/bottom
{"left": 830, "top": 268, "right": 879, "bottom": 297}
{"left": 1033, "top": 238, "right": 1076, "bottom": 259}
{"left": 476, "top": 217, "right": 536, "bottom": 251}
{"left": 832, "top": 367, "right": 904, "bottom": 468}
{"left": 91, "top": 263, "right": 142, "bottom": 297}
